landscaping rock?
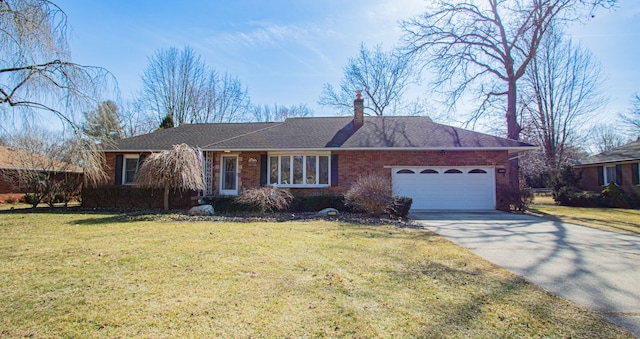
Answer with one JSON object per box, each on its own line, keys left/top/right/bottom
{"left": 188, "top": 204, "right": 215, "bottom": 216}
{"left": 316, "top": 208, "right": 341, "bottom": 217}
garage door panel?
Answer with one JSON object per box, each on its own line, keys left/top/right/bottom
{"left": 393, "top": 167, "right": 495, "bottom": 210}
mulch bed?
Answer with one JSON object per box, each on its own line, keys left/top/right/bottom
{"left": 1, "top": 206, "right": 418, "bottom": 227}
{"left": 166, "top": 211, "right": 417, "bottom": 227}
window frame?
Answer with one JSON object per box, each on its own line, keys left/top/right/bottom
{"left": 122, "top": 155, "right": 141, "bottom": 185}
{"left": 267, "top": 152, "right": 331, "bottom": 188}
{"left": 604, "top": 165, "right": 616, "bottom": 185}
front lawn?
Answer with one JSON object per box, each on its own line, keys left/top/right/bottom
{"left": 0, "top": 211, "right": 631, "bottom": 338}
{"left": 530, "top": 196, "right": 640, "bottom": 235}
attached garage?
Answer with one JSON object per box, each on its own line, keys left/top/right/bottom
{"left": 392, "top": 166, "right": 496, "bottom": 210}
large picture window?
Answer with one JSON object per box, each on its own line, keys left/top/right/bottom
{"left": 268, "top": 153, "right": 330, "bottom": 187}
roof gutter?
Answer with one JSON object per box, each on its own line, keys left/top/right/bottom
{"left": 103, "top": 146, "right": 539, "bottom": 153}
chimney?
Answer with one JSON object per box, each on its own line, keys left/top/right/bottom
{"left": 354, "top": 90, "right": 364, "bottom": 128}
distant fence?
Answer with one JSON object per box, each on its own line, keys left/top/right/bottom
{"left": 531, "top": 188, "right": 553, "bottom": 196}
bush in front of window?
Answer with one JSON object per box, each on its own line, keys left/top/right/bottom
{"left": 288, "top": 194, "right": 351, "bottom": 213}
{"left": 601, "top": 182, "right": 631, "bottom": 208}
{"left": 235, "top": 186, "right": 294, "bottom": 213}
{"left": 344, "top": 174, "right": 394, "bottom": 216}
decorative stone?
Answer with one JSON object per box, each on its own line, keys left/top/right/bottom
{"left": 188, "top": 204, "right": 215, "bottom": 216}
{"left": 316, "top": 208, "right": 340, "bottom": 217}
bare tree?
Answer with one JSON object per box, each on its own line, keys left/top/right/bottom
{"left": 196, "top": 71, "right": 251, "bottom": 123}
{"left": 138, "top": 47, "right": 251, "bottom": 125}
{"left": 120, "top": 99, "right": 156, "bottom": 138}
{"left": 135, "top": 143, "right": 204, "bottom": 212}
{"left": 251, "top": 103, "right": 313, "bottom": 122}
{"left": 319, "top": 43, "right": 423, "bottom": 116}
{"left": 82, "top": 100, "right": 123, "bottom": 143}
{"left": 619, "top": 93, "right": 640, "bottom": 137}
{"left": 589, "top": 124, "right": 628, "bottom": 153}
{"left": 402, "top": 0, "right": 616, "bottom": 185}
{"left": 138, "top": 47, "right": 206, "bottom": 126}
{"left": 1, "top": 0, "right": 113, "bottom": 185}
{"left": 520, "top": 29, "right": 606, "bottom": 177}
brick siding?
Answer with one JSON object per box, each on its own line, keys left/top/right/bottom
{"left": 577, "top": 163, "right": 640, "bottom": 196}
{"left": 99, "top": 149, "right": 512, "bottom": 210}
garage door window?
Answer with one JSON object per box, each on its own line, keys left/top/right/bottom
{"left": 444, "top": 169, "right": 463, "bottom": 174}
{"left": 468, "top": 169, "right": 487, "bottom": 174}
{"left": 396, "top": 169, "right": 415, "bottom": 174}
{"left": 420, "top": 169, "right": 438, "bottom": 174}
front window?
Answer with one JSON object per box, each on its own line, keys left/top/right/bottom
{"left": 605, "top": 166, "right": 616, "bottom": 185}
{"left": 268, "top": 153, "right": 330, "bottom": 187}
{"left": 123, "top": 156, "right": 140, "bottom": 184}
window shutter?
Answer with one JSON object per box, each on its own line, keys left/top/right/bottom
{"left": 138, "top": 153, "right": 146, "bottom": 168}
{"left": 330, "top": 154, "right": 338, "bottom": 187}
{"left": 260, "top": 154, "right": 268, "bottom": 186}
{"left": 616, "top": 164, "right": 623, "bottom": 185}
{"left": 632, "top": 163, "right": 639, "bottom": 185}
{"left": 597, "top": 166, "right": 604, "bottom": 186}
{"left": 115, "top": 155, "right": 123, "bottom": 185}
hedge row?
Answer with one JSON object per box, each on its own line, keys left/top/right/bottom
{"left": 202, "top": 194, "right": 355, "bottom": 213}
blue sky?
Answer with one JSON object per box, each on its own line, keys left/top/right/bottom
{"left": 57, "top": 0, "right": 640, "bottom": 128}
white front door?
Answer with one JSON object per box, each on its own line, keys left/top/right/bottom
{"left": 220, "top": 155, "right": 238, "bottom": 195}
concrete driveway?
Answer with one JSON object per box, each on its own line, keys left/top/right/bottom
{"left": 411, "top": 211, "right": 640, "bottom": 338}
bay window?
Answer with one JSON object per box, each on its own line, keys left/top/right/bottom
{"left": 268, "top": 153, "right": 330, "bottom": 187}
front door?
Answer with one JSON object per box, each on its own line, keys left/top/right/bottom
{"left": 220, "top": 155, "right": 238, "bottom": 195}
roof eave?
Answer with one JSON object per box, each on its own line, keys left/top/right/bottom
{"left": 103, "top": 146, "right": 538, "bottom": 153}
{"left": 574, "top": 157, "right": 640, "bottom": 167}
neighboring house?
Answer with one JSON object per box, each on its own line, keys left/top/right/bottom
{"left": 98, "top": 94, "right": 536, "bottom": 210}
{"left": 574, "top": 140, "right": 640, "bottom": 195}
{"left": 0, "top": 145, "right": 83, "bottom": 200}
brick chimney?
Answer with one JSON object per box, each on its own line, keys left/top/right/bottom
{"left": 354, "top": 90, "right": 364, "bottom": 128}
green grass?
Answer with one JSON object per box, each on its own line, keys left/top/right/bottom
{"left": 0, "top": 211, "right": 632, "bottom": 338}
{"left": 530, "top": 196, "right": 640, "bottom": 234}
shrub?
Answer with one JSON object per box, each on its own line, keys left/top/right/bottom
{"left": 235, "top": 186, "right": 293, "bottom": 213}
{"left": 4, "top": 196, "right": 18, "bottom": 204}
{"left": 289, "top": 195, "right": 350, "bottom": 213}
{"left": 554, "top": 189, "right": 603, "bottom": 207}
{"left": 23, "top": 193, "right": 39, "bottom": 206}
{"left": 201, "top": 196, "right": 255, "bottom": 213}
{"left": 387, "top": 196, "right": 413, "bottom": 218}
{"left": 504, "top": 187, "right": 533, "bottom": 212}
{"left": 552, "top": 165, "right": 582, "bottom": 206}
{"left": 344, "top": 174, "right": 393, "bottom": 216}
{"left": 601, "top": 183, "right": 630, "bottom": 208}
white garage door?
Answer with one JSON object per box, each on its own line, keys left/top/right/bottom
{"left": 392, "top": 166, "right": 495, "bottom": 210}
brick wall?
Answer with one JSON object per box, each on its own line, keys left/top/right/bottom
{"left": 99, "top": 149, "right": 512, "bottom": 210}
{"left": 333, "top": 149, "right": 509, "bottom": 189}
{"left": 0, "top": 169, "right": 22, "bottom": 194}
{"left": 577, "top": 163, "right": 640, "bottom": 196}
{"left": 239, "top": 151, "right": 263, "bottom": 190}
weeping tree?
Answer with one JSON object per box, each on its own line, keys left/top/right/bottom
{"left": 1, "top": 0, "right": 115, "bottom": 186}
{"left": 135, "top": 143, "right": 204, "bottom": 212}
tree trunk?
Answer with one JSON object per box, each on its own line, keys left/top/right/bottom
{"left": 163, "top": 180, "right": 170, "bottom": 212}
{"left": 506, "top": 79, "right": 522, "bottom": 189}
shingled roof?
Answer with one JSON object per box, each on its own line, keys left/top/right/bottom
{"left": 576, "top": 139, "right": 640, "bottom": 166}
{"left": 103, "top": 116, "right": 535, "bottom": 152}
{"left": 0, "top": 145, "right": 82, "bottom": 172}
